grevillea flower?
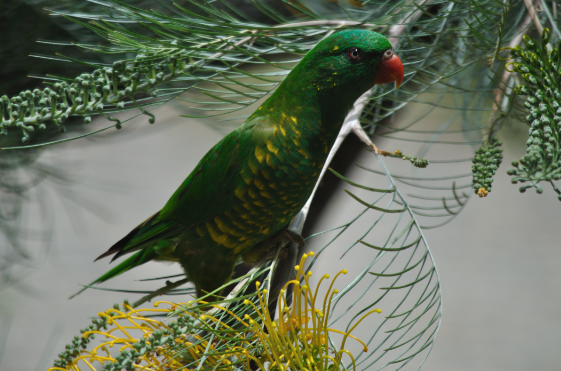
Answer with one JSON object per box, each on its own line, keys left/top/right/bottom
{"left": 49, "top": 252, "right": 381, "bottom": 371}
{"left": 49, "top": 301, "right": 253, "bottom": 371}
{"left": 241, "top": 252, "right": 382, "bottom": 371}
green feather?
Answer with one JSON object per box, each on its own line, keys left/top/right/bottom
{"left": 72, "top": 29, "right": 401, "bottom": 300}
{"left": 69, "top": 247, "right": 157, "bottom": 299}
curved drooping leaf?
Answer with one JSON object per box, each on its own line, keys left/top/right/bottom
{"left": 299, "top": 153, "right": 441, "bottom": 370}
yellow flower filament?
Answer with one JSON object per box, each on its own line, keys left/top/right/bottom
{"left": 49, "top": 253, "right": 381, "bottom": 371}
{"left": 277, "top": 282, "right": 308, "bottom": 369}
{"left": 282, "top": 283, "right": 309, "bottom": 370}
{"left": 254, "top": 283, "right": 303, "bottom": 370}
{"left": 312, "top": 273, "right": 329, "bottom": 343}
{"left": 239, "top": 252, "right": 381, "bottom": 371}
{"left": 49, "top": 301, "right": 253, "bottom": 371}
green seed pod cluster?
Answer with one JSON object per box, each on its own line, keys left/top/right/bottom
{"left": 403, "top": 154, "right": 430, "bottom": 169}
{"left": 508, "top": 29, "right": 561, "bottom": 199}
{"left": 53, "top": 301, "right": 200, "bottom": 370}
{"left": 53, "top": 308, "right": 112, "bottom": 368}
{"left": 385, "top": 149, "right": 429, "bottom": 168}
{"left": 472, "top": 137, "right": 503, "bottom": 197}
{"left": 98, "top": 314, "right": 198, "bottom": 371}
{"left": 0, "top": 56, "right": 195, "bottom": 144}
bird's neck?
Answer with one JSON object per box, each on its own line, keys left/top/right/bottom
{"left": 254, "top": 75, "right": 360, "bottom": 145}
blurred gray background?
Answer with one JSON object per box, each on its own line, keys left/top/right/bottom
{"left": 0, "top": 98, "right": 560, "bottom": 370}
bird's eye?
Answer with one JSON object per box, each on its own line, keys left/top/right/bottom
{"left": 382, "top": 49, "right": 394, "bottom": 60}
{"left": 348, "top": 48, "right": 363, "bottom": 61}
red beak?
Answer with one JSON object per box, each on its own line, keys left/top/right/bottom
{"left": 373, "top": 54, "right": 404, "bottom": 88}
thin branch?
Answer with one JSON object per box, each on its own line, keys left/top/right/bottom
{"left": 290, "top": 2, "right": 426, "bottom": 235}
{"left": 540, "top": 0, "right": 561, "bottom": 41}
{"left": 291, "top": 91, "right": 369, "bottom": 235}
{"left": 483, "top": 14, "right": 532, "bottom": 142}
{"left": 132, "top": 278, "right": 190, "bottom": 308}
{"left": 275, "top": 20, "right": 374, "bottom": 28}
{"left": 524, "top": 0, "right": 544, "bottom": 35}
{"left": 387, "top": 0, "right": 433, "bottom": 46}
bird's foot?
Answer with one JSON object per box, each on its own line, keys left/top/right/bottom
{"left": 263, "top": 228, "right": 305, "bottom": 261}
{"left": 283, "top": 229, "right": 305, "bottom": 249}
{"left": 242, "top": 228, "right": 305, "bottom": 265}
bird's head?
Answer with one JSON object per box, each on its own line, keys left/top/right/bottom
{"left": 280, "top": 29, "right": 403, "bottom": 110}
{"left": 301, "top": 29, "right": 404, "bottom": 91}
{"left": 257, "top": 29, "right": 403, "bottom": 127}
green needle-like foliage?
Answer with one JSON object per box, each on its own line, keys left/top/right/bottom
{"left": 507, "top": 29, "right": 561, "bottom": 198}
{"left": 0, "top": 0, "right": 530, "bottom": 150}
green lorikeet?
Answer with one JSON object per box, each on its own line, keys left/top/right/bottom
{"left": 72, "top": 29, "right": 404, "bottom": 300}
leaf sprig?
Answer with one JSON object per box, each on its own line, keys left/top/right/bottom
{"left": 0, "top": 55, "right": 200, "bottom": 143}
{"left": 52, "top": 301, "right": 202, "bottom": 370}
{"left": 53, "top": 306, "right": 113, "bottom": 369}
{"left": 507, "top": 29, "right": 561, "bottom": 198}
{"left": 378, "top": 149, "right": 430, "bottom": 169}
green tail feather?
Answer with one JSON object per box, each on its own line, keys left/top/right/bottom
{"left": 69, "top": 247, "right": 157, "bottom": 299}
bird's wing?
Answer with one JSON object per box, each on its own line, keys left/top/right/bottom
{"left": 97, "top": 117, "right": 274, "bottom": 261}
{"left": 96, "top": 211, "right": 181, "bottom": 261}
{"left": 158, "top": 117, "right": 274, "bottom": 225}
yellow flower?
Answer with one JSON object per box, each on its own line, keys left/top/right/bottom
{"left": 49, "top": 301, "right": 253, "bottom": 371}
{"left": 49, "top": 252, "right": 381, "bottom": 371}
{"left": 241, "top": 252, "right": 382, "bottom": 371}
